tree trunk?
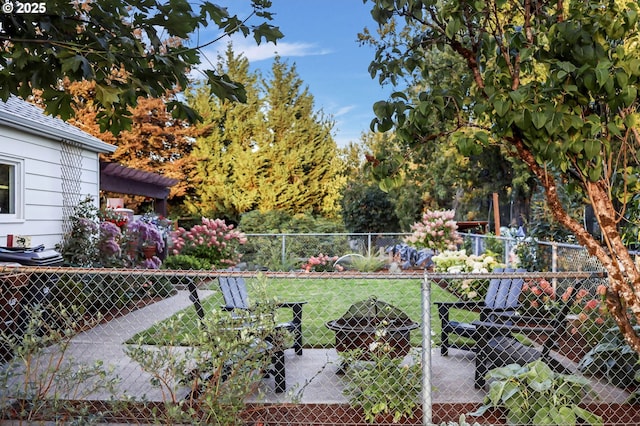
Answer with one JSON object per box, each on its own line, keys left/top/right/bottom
{"left": 512, "top": 137, "right": 640, "bottom": 354}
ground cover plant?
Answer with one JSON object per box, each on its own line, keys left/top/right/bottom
{"left": 129, "top": 277, "right": 468, "bottom": 348}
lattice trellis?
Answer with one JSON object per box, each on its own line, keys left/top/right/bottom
{"left": 59, "top": 139, "right": 84, "bottom": 242}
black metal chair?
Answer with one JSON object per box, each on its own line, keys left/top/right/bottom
{"left": 186, "top": 277, "right": 292, "bottom": 393}
{"left": 436, "top": 269, "right": 580, "bottom": 388}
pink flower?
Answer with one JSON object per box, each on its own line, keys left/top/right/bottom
{"left": 561, "top": 286, "right": 574, "bottom": 302}
{"left": 584, "top": 299, "right": 599, "bottom": 311}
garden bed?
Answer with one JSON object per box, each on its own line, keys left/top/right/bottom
{"left": 5, "top": 400, "right": 640, "bottom": 425}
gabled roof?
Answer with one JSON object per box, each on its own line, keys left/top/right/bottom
{"left": 0, "top": 96, "right": 116, "bottom": 153}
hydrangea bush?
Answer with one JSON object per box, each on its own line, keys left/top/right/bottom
{"left": 170, "top": 217, "right": 247, "bottom": 269}
{"left": 59, "top": 196, "right": 166, "bottom": 269}
{"left": 404, "top": 210, "right": 463, "bottom": 252}
{"left": 432, "top": 250, "right": 505, "bottom": 301}
{"left": 432, "top": 249, "right": 503, "bottom": 273}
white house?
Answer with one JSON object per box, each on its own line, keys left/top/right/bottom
{"left": 0, "top": 96, "right": 116, "bottom": 249}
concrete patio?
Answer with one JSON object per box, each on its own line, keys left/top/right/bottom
{"left": 56, "top": 290, "right": 630, "bottom": 407}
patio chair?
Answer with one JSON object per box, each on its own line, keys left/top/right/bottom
{"left": 186, "top": 278, "right": 288, "bottom": 393}
{"left": 217, "top": 276, "right": 306, "bottom": 356}
{"left": 472, "top": 287, "right": 578, "bottom": 388}
{"left": 435, "top": 267, "right": 526, "bottom": 357}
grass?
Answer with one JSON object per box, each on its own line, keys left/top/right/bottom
{"left": 128, "top": 277, "right": 481, "bottom": 348}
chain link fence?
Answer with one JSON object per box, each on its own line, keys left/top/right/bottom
{"left": 239, "top": 232, "right": 603, "bottom": 273}
{"left": 2, "top": 264, "right": 639, "bottom": 425}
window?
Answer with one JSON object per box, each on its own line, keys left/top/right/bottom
{"left": 0, "top": 156, "right": 23, "bottom": 221}
{"left": 0, "top": 163, "right": 14, "bottom": 214}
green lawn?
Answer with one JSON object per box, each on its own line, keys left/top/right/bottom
{"left": 129, "top": 277, "right": 480, "bottom": 348}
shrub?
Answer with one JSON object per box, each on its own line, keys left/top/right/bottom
{"left": 342, "top": 329, "right": 421, "bottom": 423}
{"left": 170, "top": 217, "right": 247, "bottom": 269}
{"left": 0, "top": 307, "right": 119, "bottom": 422}
{"left": 405, "top": 210, "right": 463, "bottom": 252}
{"left": 162, "top": 254, "right": 212, "bottom": 270}
{"left": 237, "top": 210, "right": 348, "bottom": 270}
{"left": 59, "top": 196, "right": 166, "bottom": 269}
{"left": 471, "top": 360, "right": 602, "bottom": 425}
{"left": 301, "top": 253, "right": 341, "bottom": 272}
{"left": 58, "top": 195, "right": 99, "bottom": 266}
{"left": 341, "top": 181, "right": 401, "bottom": 234}
{"left": 125, "top": 275, "right": 282, "bottom": 424}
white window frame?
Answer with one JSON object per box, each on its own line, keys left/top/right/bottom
{"left": 0, "top": 155, "right": 25, "bottom": 223}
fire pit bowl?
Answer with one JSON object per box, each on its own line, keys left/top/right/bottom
{"left": 326, "top": 297, "right": 419, "bottom": 358}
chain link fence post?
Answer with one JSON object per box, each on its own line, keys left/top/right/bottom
{"left": 422, "top": 273, "right": 432, "bottom": 426}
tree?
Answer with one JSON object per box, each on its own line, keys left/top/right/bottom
{"left": 0, "top": 0, "right": 281, "bottom": 134}
{"left": 359, "top": 23, "right": 537, "bottom": 228}
{"left": 188, "top": 49, "right": 345, "bottom": 220}
{"left": 186, "top": 45, "right": 266, "bottom": 219}
{"left": 33, "top": 80, "right": 203, "bottom": 211}
{"left": 260, "top": 57, "right": 344, "bottom": 217}
{"left": 341, "top": 180, "right": 401, "bottom": 234}
{"left": 363, "top": 0, "right": 640, "bottom": 351}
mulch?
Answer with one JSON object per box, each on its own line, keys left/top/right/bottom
{"left": 6, "top": 400, "right": 640, "bottom": 425}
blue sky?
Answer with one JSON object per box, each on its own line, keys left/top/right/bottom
{"left": 204, "top": 1, "right": 394, "bottom": 147}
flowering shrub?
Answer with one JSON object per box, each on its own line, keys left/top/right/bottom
{"left": 519, "top": 277, "right": 557, "bottom": 316}
{"left": 404, "top": 210, "right": 463, "bottom": 252}
{"left": 567, "top": 283, "right": 612, "bottom": 346}
{"left": 95, "top": 221, "right": 124, "bottom": 267}
{"left": 123, "top": 219, "right": 166, "bottom": 269}
{"left": 431, "top": 250, "right": 504, "bottom": 301}
{"left": 301, "top": 253, "right": 342, "bottom": 272}
{"left": 140, "top": 212, "right": 172, "bottom": 240}
{"left": 59, "top": 196, "right": 99, "bottom": 266}
{"left": 128, "top": 220, "right": 165, "bottom": 252}
{"left": 432, "top": 249, "right": 503, "bottom": 273}
{"left": 170, "top": 217, "right": 247, "bottom": 269}
{"left": 59, "top": 197, "right": 165, "bottom": 269}
{"left": 519, "top": 280, "right": 612, "bottom": 344}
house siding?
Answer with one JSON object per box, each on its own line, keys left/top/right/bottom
{"left": 0, "top": 125, "right": 104, "bottom": 249}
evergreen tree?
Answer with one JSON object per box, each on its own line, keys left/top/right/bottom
{"left": 187, "top": 45, "right": 265, "bottom": 220}
{"left": 259, "top": 57, "right": 344, "bottom": 217}
{"left": 188, "top": 47, "right": 345, "bottom": 220}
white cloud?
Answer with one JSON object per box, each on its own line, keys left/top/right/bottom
{"left": 333, "top": 105, "right": 355, "bottom": 117}
{"left": 201, "top": 34, "right": 332, "bottom": 63}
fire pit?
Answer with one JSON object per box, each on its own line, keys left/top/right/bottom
{"left": 326, "top": 297, "right": 419, "bottom": 358}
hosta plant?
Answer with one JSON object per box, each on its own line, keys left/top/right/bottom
{"left": 471, "top": 360, "right": 602, "bottom": 426}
